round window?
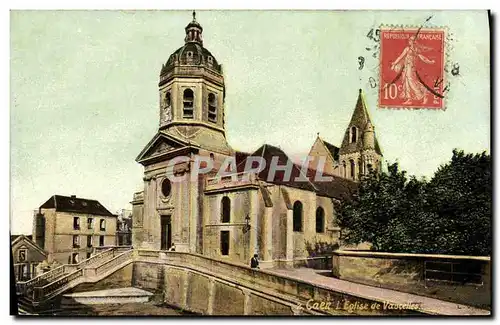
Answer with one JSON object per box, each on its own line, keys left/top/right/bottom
{"left": 161, "top": 178, "right": 172, "bottom": 197}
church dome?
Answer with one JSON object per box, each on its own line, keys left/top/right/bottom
{"left": 160, "top": 12, "right": 222, "bottom": 76}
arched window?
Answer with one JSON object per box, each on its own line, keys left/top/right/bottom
{"left": 350, "top": 159, "right": 355, "bottom": 179}
{"left": 208, "top": 93, "right": 217, "bottom": 123}
{"left": 350, "top": 126, "right": 357, "bottom": 143}
{"left": 183, "top": 89, "right": 194, "bottom": 118}
{"left": 315, "top": 207, "right": 325, "bottom": 233}
{"left": 221, "top": 197, "right": 230, "bottom": 223}
{"left": 293, "top": 201, "right": 303, "bottom": 232}
{"left": 164, "top": 92, "right": 171, "bottom": 107}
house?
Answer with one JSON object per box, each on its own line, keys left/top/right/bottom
{"left": 32, "top": 195, "right": 118, "bottom": 264}
{"left": 11, "top": 234, "right": 47, "bottom": 281}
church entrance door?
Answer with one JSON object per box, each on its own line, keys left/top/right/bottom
{"left": 160, "top": 215, "right": 172, "bottom": 250}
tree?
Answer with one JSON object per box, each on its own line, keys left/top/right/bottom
{"left": 426, "top": 150, "right": 491, "bottom": 255}
{"left": 337, "top": 150, "right": 491, "bottom": 256}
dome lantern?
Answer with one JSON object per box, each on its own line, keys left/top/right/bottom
{"left": 184, "top": 10, "right": 203, "bottom": 46}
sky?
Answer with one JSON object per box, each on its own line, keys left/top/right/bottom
{"left": 10, "top": 10, "right": 490, "bottom": 235}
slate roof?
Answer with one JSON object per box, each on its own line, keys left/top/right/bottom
{"left": 11, "top": 234, "right": 32, "bottom": 243}
{"left": 322, "top": 139, "right": 340, "bottom": 161}
{"left": 339, "top": 89, "right": 383, "bottom": 156}
{"left": 236, "top": 144, "right": 357, "bottom": 200}
{"left": 39, "top": 195, "right": 116, "bottom": 217}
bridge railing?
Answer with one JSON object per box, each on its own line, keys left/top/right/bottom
{"left": 134, "top": 250, "right": 326, "bottom": 302}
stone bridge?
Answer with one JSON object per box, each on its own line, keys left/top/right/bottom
{"left": 15, "top": 248, "right": 490, "bottom": 316}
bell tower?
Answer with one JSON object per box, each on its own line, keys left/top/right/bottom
{"left": 339, "top": 89, "right": 383, "bottom": 180}
{"left": 158, "top": 11, "right": 232, "bottom": 155}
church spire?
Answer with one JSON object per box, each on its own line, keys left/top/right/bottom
{"left": 184, "top": 10, "right": 203, "bottom": 46}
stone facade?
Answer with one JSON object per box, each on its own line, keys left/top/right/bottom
{"left": 32, "top": 195, "right": 117, "bottom": 264}
{"left": 131, "top": 14, "right": 383, "bottom": 268}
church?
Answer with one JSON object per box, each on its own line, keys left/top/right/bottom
{"left": 131, "top": 13, "right": 383, "bottom": 268}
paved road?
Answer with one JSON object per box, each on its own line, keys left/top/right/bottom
{"left": 267, "top": 268, "right": 490, "bottom": 316}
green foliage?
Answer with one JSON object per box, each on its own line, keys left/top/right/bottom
{"left": 337, "top": 150, "right": 491, "bottom": 256}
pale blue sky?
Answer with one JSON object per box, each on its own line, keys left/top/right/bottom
{"left": 10, "top": 10, "right": 490, "bottom": 234}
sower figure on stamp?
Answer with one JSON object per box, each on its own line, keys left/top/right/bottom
{"left": 250, "top": 254, "right": 259, "bottom": 269}
{"left": 391, "top": 35, "right": 435, "bottom": 105}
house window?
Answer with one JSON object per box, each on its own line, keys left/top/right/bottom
{"left": 20, "top": 264, "right": 29, "bottom": 280}
{"left": 71, "top": 253, "right": 79, "bottom": 264}
{"left": 164, "top": 92, "right": 171, "bottom": 107}
{"left": 293, "top": 201, "right": 303, "bottom": 232}
{"left": 208, "top": 93, "right": 217, "bottom": 123}
{"left": 183, "top": 89, "right": 194, "bottom": 118}
{"left": 316, "top": 207, "right": 325, "bottom": 233}
{"left": 87, "top": 217, "right": 93, "bottom": 230}
{"left": 87, "top": 235, "right": 93, "bottom": 248}
{"left": 221, "top": 197, "right": 230, "bottom": 223}
{"left": 73, "top": 217, "right": 80, "bottom": 230}
{"left": 99, "top": 235, "right": 105, "bottom": 246}
{"left": 350, "top": 160, "right": 355, "bottom": 179}
{"left": 73, "top": 235, "right": 80, "bottom": 248}
{"left": 220, "top": 231, "right": 230, "bottom": 256}
{"left": 342, "top": 161, "right": 346, "bottom": 178}
{"left": 350, "top": 126, "right": 357, "bottom": 143}
{"left": 100, "top": 219, "right": 106, "bottom": 231}
{"left": 18, "top": 249, "right": 27, "bottom": 262}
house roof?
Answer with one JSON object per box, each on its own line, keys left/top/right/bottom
{"left": 11, "top": 234, "right": 47, "bottom": 257}
{"left": 39, "top": 195, "right": 116, "bottom": 217}
{"left": 11, "top": 234, "right": 32, "bottom": 242}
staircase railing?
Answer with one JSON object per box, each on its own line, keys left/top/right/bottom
{"left": 84, "top": 249, "right": 133, "bottom": 279}
{"left": 17, "top": 247, "right": 114, "bottom": 296}
{"left": 33, "top": 268, "right": 84, "bottom": 301}
{"left": 16, "top": 264, "right": 66, "bottom": 295}
{"left": 29, "top": 248, "right": 134, "bottom": 303}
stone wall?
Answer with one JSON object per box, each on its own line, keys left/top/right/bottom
{"left": 69, "top": 263, "right": 133, "bottom": 293}
{"left": 129, "top": 250, "right": 422, "bottom": 315}
{"left": 332, "top": 250, "right": 491, "bottom": 309}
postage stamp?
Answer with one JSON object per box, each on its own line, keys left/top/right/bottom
{"left": 379, "top": 27, "right": 446, "bottom": 110}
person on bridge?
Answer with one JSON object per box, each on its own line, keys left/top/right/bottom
{"left": 250, "top": 254, "right": 259, "bottom": 269}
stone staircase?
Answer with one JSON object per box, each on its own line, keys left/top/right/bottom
{"left": 15, "top": 247, "right": 133, "bottom": 315}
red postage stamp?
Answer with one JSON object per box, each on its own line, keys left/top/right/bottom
{"left": 379, "top": 27, "right": 446, "bottom": 109}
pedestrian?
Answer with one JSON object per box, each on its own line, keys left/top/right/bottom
{"left": 169, "top": 243, "right": 176, "bottom": 251}
{"left": 250, "top": 254, "right": 259, "bottom": 269}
